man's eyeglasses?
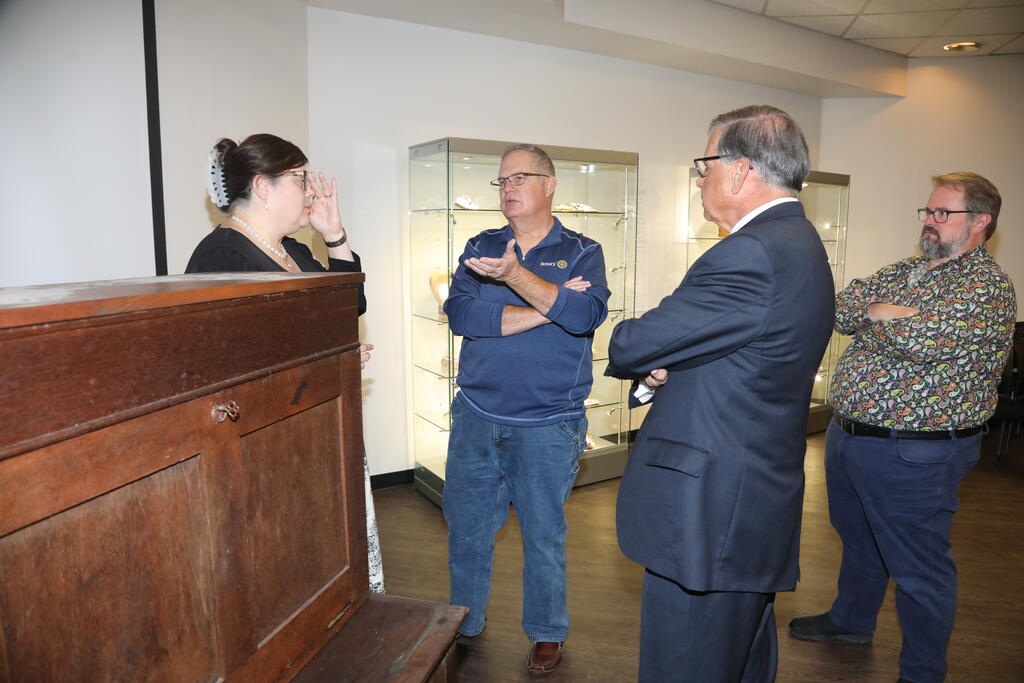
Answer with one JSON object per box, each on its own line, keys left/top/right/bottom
{"left": 917, "top": 207, "right": 973, "bottom": 223}
{"left": 284, "top": 170, "right": 308, "bottom": 191}
{"left": 693, "top": 156, "right": 721, "bottom": 178}
{"left": 693, "top": 155, "right": 751, "bottom": 178}
{"left": 490, "top": 172, "right": 549, "bottom": 189}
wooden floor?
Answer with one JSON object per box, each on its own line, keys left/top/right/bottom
{"left": 373, "top": 434, "right": 1024, "bottom": 682}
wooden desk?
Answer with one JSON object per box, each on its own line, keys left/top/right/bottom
{"left": 0, "top": 274, "right": 463, "bottom": 682}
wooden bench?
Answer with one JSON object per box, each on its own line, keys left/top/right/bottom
{"left": 295, "top": 595, "right": 467, "bottom": 683}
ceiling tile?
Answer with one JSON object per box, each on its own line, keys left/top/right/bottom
{"left": 766, "top": 0, "right": 865, "bottom": 17}
{"left": 993, "top": 33, "right": 1024, "bottom": 53}
{"left": 940, "top": 6, "right": 1024, "bottom": 33}
{"left": 910, "top": 33, "right": 1019, "bottom": 55}
{"left": 863, "top": 0, "right": 966, "bottom": 12}
{"left": 777, "top": 14, "right": 857, "bottom": 36}
{"left": 708, "top": 0, "right": 768, "bottom": 13}
{"left": 967, "top": 0, "right": 1024, "bottom": 8}
{"left": 706, "top": 0, "right": 1021, "bottom": 58}
{"left": 854, "top": 36, "right": 925, "bottom": 54}
{"left": 845, "top": 10, "right": 957, "bottom": 38}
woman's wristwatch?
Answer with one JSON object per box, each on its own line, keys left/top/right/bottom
{"left": 324, "top": 231, "right": 347, "bottom": 248}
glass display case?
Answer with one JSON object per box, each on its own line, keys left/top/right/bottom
{"left": 686, "top": 169, "right": 850, "bottom": 432}
{"left": 410, "top": 138, "right": 638, "bottom": 504}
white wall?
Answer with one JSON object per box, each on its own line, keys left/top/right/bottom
{"left": 307, "top": 9, "right": 823, "bottom": 475}
{"left": 0, "top": 0, "right": 153, "bottom": 287}
{"left": 821, "top": 55, "right": 1024, "bottom": 317}
{"left": 156, "top": 0, "right": 310, "bottom": 274}
{"left": 0, "top": 0, "right": 312, "bottom": 288}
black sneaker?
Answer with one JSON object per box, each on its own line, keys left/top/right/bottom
{"left": 788, "top": 613, "right": 872, "bottom": 644}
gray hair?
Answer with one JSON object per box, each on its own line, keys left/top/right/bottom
{"left": 933, "top": 171, "right": 1001, "bottom": 239}
{"left": 502, "top": 144, "right": 556, "bottom": 177}
{"left": 708, "top": 105, "right": 809, "bottom": 193}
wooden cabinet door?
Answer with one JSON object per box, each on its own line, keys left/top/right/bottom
{"left": 0, "top": 352, "right": 366, "bottom": 682}
{"left": 205, "top": 352, "right": 368, "bottom": 681}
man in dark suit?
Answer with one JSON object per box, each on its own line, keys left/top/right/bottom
{"left": 606, "top": 105, "right": 835, "bottom": 682}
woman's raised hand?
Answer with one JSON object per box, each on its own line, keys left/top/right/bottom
{"left": 308, "top": 172, "right": 344, "bottom": 240}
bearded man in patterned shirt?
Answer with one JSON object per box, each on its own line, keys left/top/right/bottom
{"left": 789, "top": 172, "right": 1016, "bottom": 683}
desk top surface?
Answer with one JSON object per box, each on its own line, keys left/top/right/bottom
{"left": 0, "top": 272, "right": 363, "bottom": 328}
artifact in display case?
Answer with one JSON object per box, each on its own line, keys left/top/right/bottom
{"left": 410, "top": 138, "right": 638, "bottom": 505}
{"left": 686, "top": 168, "right": 850, "bottom": 432}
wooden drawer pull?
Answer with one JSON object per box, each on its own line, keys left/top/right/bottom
{"left": 211, "top": 400, "right": 241, "bottom": 423}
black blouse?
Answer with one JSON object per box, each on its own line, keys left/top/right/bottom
{"left": 185, "top": 227, "right": 366, "bottom": 314}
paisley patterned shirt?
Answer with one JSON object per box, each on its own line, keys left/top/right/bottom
{"left": 829, "top": 244, "right": 1016, "bottom": 430}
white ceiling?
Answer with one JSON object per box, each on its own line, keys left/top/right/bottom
{"left": 709, "top": 0, "right": 1024, "bottom": 56}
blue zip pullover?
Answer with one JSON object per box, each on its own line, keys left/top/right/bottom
{"left": 444, "top": 218, "right": 610, "bottom": 426}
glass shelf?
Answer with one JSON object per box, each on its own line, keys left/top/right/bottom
{"left": 414, "top": 410, "right": 451, "bottom": 432}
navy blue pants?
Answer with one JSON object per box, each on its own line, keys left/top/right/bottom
{"left": 640, "top": 569, "right": 777, "bottom": 683}
{"left": 824, "top": 419, "right": 982, "bottom": 683}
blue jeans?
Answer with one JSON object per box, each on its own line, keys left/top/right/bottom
{"left": 443, "top": 396, "right": 585, "bottom": 641}
{"left": 824, "top": 419, "right": 982, "bottom": 683}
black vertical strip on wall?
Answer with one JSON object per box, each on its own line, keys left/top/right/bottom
{"left": 142, "top": 0, "right": 167, "bottom": 275}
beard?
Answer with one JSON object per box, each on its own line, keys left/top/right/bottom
{"left": 919, "top": 224, "right": 970, "bottom": 260}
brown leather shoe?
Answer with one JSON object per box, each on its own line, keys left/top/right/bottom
{"left": 527, "top": 641, "right": 564, "bottom": 674}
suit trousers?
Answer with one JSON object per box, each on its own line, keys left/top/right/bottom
{"left": 640, "top": 569, "right": 777, "bottom": 683}
{"left": 824, "top": 419, "right": 982, "bottom": 683}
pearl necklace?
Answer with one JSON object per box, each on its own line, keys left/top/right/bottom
{"left": 228, "top": 215, "right": 289, "bottom": 260}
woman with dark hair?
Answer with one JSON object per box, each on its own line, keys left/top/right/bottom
{"left": 187, "top": 134, "right": 366, "bottom": 314}
{"left": 186, "top": 134, "right": 383, "bottom": 593}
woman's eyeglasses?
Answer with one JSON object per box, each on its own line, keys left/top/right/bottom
{"left": 283, "top": 170, "right": 308, "bottom": 191}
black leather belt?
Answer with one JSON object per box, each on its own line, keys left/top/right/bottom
{"left": 836, "top": 417, "right": 983, "bottom": 440}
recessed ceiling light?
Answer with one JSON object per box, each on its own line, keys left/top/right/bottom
{"left": 943, "top": 41, "right": 980, "bottom": 52}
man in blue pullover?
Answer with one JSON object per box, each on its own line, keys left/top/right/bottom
{"left": 443, "top": 144, "right": 610, "bottom": 674}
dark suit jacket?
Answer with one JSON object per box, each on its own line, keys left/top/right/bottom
{"left": 607, "top": 201, "right": 834, "bottom": 593}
